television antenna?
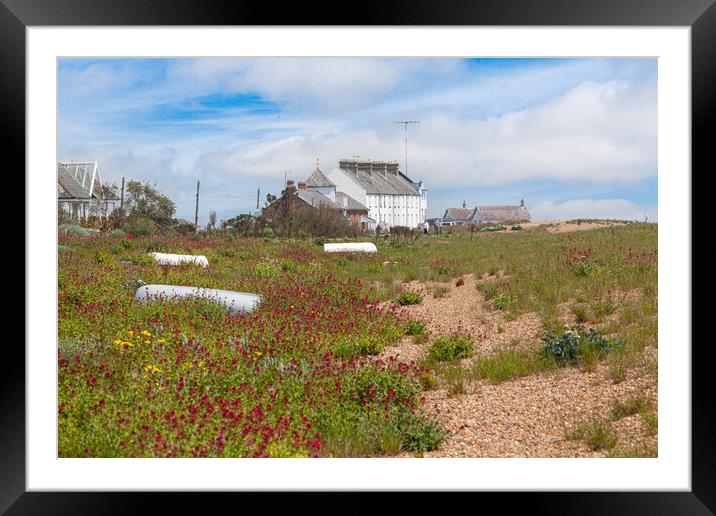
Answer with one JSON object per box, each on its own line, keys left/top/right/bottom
{"left": 393, "top": 120, "right": 420, "bottom": 176}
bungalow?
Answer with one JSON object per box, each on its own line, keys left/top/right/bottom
{"left": 442, "top": 201, "right": 475, "bottom": 226}
{"left": 441, "top": 199, "right": 531, "bottom": 225}
{"left": 470, "top": 199, "right": 531, "bottom": 224}
{"left": 57, "top": 161, "right": 119, "bottom": 220}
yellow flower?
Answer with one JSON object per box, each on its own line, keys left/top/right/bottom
{"left": 128, "top": 330, "right": 134, "bottom": 336}
{"left": 141, "top": 330, "right": 151, "bottom": 336}
{"left": 113, "top": 339, "right": 122, "bottom": 345}
{"left": 158, "top": 339, "right": 166, "bottom": 344}
{"left": 144, "top": 340, "right": 151, "bottom": 345}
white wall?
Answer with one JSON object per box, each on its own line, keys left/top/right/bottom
{"left": 327, "top": 168, "right": 425, "bottom": 228}
{"left": 326, "top": 168, "right": 366, "bottom": 206}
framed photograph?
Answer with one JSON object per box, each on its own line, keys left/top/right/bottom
{"left": 7, "top": 0, "right": 707, "bottom": 512}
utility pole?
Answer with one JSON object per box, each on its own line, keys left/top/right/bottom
{"left": 256, "top": 187, "right": 260, "bottom": 211}
{"left": 393, "top": 120, "right": 420, "bottom": 175}
{"left": 120, "top": 176, "right": 125, "bottom": 209}
{"left": 194, "top": 180, "right": 200, "bottom": 229}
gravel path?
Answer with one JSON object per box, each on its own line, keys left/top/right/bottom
{"left": 379, "top": 273, "right": 657, "bottom": 458}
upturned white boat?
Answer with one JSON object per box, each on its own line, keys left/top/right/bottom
{"left": 148, "top": 252, "right": 209, "bottom": 267}
{"left": 323, "top": 242, "right": 377, "bottom": 253}
{"left": 134, "top": 284, "right": 261, "bottom": 314}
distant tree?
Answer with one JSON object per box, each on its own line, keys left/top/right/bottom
{"left": 207, "top": 210, "right": 217, "bottom": 231}
{"left": 258, "top": 185, "right": 355, "bottom": 238}
{"left": 124, "top": 180, "right": 176, "bottom": 227}
{"left": 100, "top": 183, "right": 119, "bottom": 199}
{"left": 224, "top": 213, "right": 260, "bottom": 236}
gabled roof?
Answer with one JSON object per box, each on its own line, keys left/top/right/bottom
{"left": 58, "top": 164, "right": 98, "bottom": 199}
{"left": 306, "top": 167, "right": 335, "bottom": 188}
{"left": 57, "top": 162, "right": 107, "bottom": 200}
{"left": 296, "top": 189, "right": 343, "bottom": 210}
{"left": 473, "top": 205, "right": 531, "bottom": 223}
{"left": 335, "top": 167, "right": 420, "bottom": 196}
{"left": 444, "top": 207, "right": 476, "bottom": 221}
{"left": 335, "top": 191, "right": 368, "bottom": 212}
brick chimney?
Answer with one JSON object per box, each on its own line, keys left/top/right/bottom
{"left": 462, "top": 200, "right": 467, "bottom": 209}
{"left": 286, "top": 179, "right": 295, "bottom": 189}
{"left": 297, "top": 181, "right": 307, "bottom": 190}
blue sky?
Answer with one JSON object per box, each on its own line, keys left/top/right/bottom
{"left": 58, "top": 57, "right": 657, "bottom": 225}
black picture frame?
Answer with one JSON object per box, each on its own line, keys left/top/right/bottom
{"left": 5, "top": 0, "right": 707, "bottom": 513}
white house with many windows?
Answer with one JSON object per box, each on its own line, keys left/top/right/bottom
{"left": 325, "top": 159, "right": 427, "bottom": 228}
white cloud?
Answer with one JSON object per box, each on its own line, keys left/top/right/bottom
{"left": 167, "top": 58, "right": 463, "bottom": 109}
{"left": 193, "top": 76, "right": 656, "bottom": 190}
{"left": 531, "top": 198, "right": 657, "bottom": 222}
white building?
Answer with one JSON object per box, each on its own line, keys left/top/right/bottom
{"left": 325, "top": 159, "right": 427, "bottom": 228}
{"left": 57, "top": 161, "right": 119, "bottom": 220}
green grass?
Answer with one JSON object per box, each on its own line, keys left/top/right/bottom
{"left": 471, "top": 348, "right": 556, "bottom": 384}
{"left": 567, "top": 418, "right": 619, "bottom": 451}
{"left": 610, "top": 395, "right": 651, "bottom": 421}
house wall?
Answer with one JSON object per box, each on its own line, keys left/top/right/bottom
{"left": 310, "top": 185, "right": 335, "bottom": 202}
{"left": 326, "top": 169, "right": 366, "bottom": 206}
{"left": 366, "top": 193, "right": 422, "bottom": 228}
{"left": 327, "top": 168, "right": 424, "bottom": 228}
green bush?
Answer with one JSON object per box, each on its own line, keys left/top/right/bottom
{"left": 400, "top": 414, "right": 445, "bottom": 453}
{"left": 396, "top": 291, "right": 423, "bottom": 306}
{"left": 132, "top": 254, "right": 156, "bottom": 267}
{"left": 428, "top": 334, "right": 473, "bottom": 362}
{"left": 404, "top": 320, "right": 426, "bottom": 336}
{"left": 575, "top": 260, "right": 599, "bottom": 277}
{"left": 124, "top": 217, "right": 158, "bottom": 237}
{"left": 255, "top": 260, "right": 281, "bottom": 279}
{"left": 480, "top": 224, "right": 507, "bottom": 232}
{"left": 94, "top": 251, "right": 111, "bottom": 264}
{"left": 540, "top": 326, "right": 622, "bottom": 365}
{"left": 334, "top": 335, "right": 385, "bottom": 358}
{"left": 146, "top": 241, "right": 168, "bottom": 253}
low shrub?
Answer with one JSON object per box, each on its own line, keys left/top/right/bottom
{"left": 334, "top": 335, "right": 386, "bottom": 358}
{"left": 428, "top": 334, "right": 473, "bottom": 362}
{"left": 399, "top": 413, "right": 445, "bottom": 453}
{"left": 94, "top": 251, "right": 111, "bottom": 264}
{"left": 396, "top": 291, "right": 423, "bottom": 306}
{"left": 431, "top": 285, "right": 450, "bottom": 299}
{"left": 418, "top": 371, "right": 438, "bottom": 390}
{"left": 480, "top": 224, "right": 507, "bottom": 232}
{"left": 540, "top": 326, "right": 622, "bottom": 365}
{"left": 493, "top": 292, "right": 516, "bottom": 310}
{"left": 124, "top": 217, "right": 158, "bottom": 237}
{"left": 255, "top": 260, "right": 281, "bottom": 279}
{"left": 146, "top": 241, "right": 168, "bottom": 253}
{"left": 404, "top": 320, "right": 426, "bottom": 336}
{"left": 610, "top": 395, "right": 651, "bottom": 421}
{"left": 567, "top": 418, "right": 618, "bottom": 451}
